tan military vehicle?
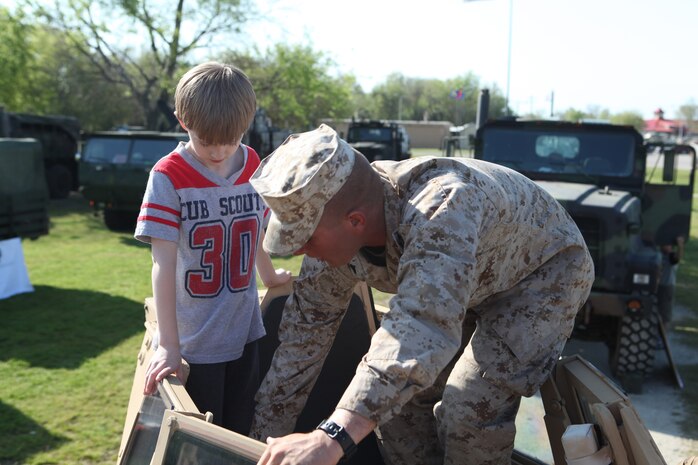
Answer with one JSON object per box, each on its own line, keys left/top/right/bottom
{"left": 117, "top": 282, "right": 669, "bottom": 465}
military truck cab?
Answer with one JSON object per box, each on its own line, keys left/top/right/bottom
{"left": 473, "top": 119, "right": 695, "bottom": 391}
{"left": 78, "top": 130, "right": 188, "bottom": 231}
{"left": 346, "top": 120, "right": 411, "bottom": 162}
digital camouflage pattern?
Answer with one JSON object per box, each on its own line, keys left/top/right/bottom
{"left": 117, "top": 294, "right": 669, "bottom": 465}
{"left": 250, "top": 124, "right": 356, "bottom": 256}
{"left": 251, "top": 154, "right": 594, "bottom": 464}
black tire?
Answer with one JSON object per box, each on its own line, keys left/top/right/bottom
{"left": 610, "top": 310, "right": 658, "bottom": 392}
{"left": 104, "top": 209, "right": 137, "bottom": 232}
{"left": 46, "top": 164, "right": 73, "bottom": 199}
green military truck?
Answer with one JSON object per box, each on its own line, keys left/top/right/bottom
{"left": 0, "top": 139, "right": 50, "bottom": 240}
{"left": 78, "top": 130, "right": 188, "bottom": 231}
{"left": 472, "top": 117, "right": 695, "bottom": 392}
{"left": 0, "top": 108, "right": 80, "bottom": 199}
{"left": 346, "top": 119, "right": 411, "bottom": 163}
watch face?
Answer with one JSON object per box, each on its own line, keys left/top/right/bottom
{"left": 320, "top": 420, "right": 340, "bottom": 437}
{"left": 317, "top": 420, "right": 357, "bottom": 460}
{"left": 328, "top": 425, "right": 340, "bottom": 437}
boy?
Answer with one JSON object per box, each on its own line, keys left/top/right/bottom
{"left": 134, "top": 61, "right": 290, "bottom": 434}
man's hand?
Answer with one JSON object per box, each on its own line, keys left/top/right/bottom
{"left": 257, "top": 430, "right": 343, "bottom": 465}
{"left": 143, "top": 345, "right": 182, "bottom": 395}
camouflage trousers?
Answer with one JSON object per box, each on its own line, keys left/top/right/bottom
{"left": 375, "top": 246, "right": 594, "bottom": 465}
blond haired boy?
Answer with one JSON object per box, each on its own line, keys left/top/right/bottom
{"left": 134, "top": 61, "right": 289, "bottom": 434}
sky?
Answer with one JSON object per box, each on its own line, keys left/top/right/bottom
{"left": 243, "top": 0, "right": 698, "bottom": 120}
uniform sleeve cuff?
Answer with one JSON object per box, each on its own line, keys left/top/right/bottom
{"left": 335, "top": 368, "right": 403, "bottom": 425}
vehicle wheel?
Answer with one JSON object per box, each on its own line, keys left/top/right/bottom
{"left": 610, "top": 310, "right": 658, "bottom": 392}
{"left": 104, "top": 209, "right": 137, "bottom": 232}
{"left": 46, "top": 164, "right": 73, "bottom": 199}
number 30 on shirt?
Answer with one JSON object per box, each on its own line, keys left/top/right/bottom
{"left": 185, "top": 215, "right": 260, "bottom": 297}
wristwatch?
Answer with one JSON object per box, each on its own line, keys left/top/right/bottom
{"left": 316, "top": 419, "right": 357, "bottom": 461}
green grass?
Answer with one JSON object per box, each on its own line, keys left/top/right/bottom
{"left": 1, "top": 163, "right": 697, "bottom": 463}
{"left": 0, "top": 196, "right": 152, "bottom": 464}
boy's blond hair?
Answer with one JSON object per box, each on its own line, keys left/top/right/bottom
{"left": 174, "top": 61, "right": 256, "bottom": 145}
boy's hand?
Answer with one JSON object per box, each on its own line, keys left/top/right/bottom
{"left": 264, "top": 268, "right": 292, "bottom": 288}
{"left": 144, "top": 345, "right": 182, "bottom": 395}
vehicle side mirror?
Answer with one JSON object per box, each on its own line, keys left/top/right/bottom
{"left": 662, "top": 148, "right": 675, "bottom": 182}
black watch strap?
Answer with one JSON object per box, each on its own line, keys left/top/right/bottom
{"left": 316, "top": 419, "right": 357, "bottom": 460}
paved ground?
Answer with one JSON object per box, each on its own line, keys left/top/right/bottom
{"left": 515, "top": 304, "right": 697, "bottom": 464}
{"left": 646, "top": 150, "right": 695, "bottom": 171}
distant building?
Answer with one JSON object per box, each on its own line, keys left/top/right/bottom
{"left": 643, "top": 108, "right": 689, "bottom": 143}
{"left": 320, "top": 118, "right": 454, "bottom": 149}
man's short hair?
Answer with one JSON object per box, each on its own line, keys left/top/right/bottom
{"left": 174, "top": 61, "right": 256, "bottom": 145}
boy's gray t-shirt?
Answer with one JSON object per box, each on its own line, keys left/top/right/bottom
{"left": 134, "top": 142, "right": 268, "bottom": 363}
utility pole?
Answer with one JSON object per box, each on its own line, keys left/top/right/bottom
{"left": 550, "top": 91, "right": 555, "bottom": 118}
{"left": 464, "top": 0, "right": 514, "bottom": 116}
{"left": 505, "top": 0, "right": 513, "bottom": 115}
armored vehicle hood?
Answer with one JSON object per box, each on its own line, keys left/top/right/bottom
{"left": 536, "top": 180, "right": 637, "bottom": 213}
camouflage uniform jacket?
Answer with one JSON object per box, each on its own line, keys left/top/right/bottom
{"left": 252, "top": 156, "right": 588, "bottom": 439}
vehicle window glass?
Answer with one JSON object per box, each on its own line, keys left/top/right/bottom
{"left": 514, "top": 395, "right": 554, "bottom": 464}
{"left": 348, "top": 128, "right": 392, "bottom": 142}
{"left": 163, "top": 431, "right": 257, "bottom": 465}
{"left": 131, "top": 139, "right": 181, "bottom": 165}
{"left": 83, "top": 138, "right": 130, "bottom": 164}
{"left": 482, "top": 128, "right": 636, "bottom": 177}
{"left": 536, "top": 136, "right": 579, "bottom": 159}
{"left": 121, "top": 393, "right": 167, "bottom": 465}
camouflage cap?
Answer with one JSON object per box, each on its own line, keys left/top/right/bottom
{"left": 250, "top": 124, "right": 355, "bottom": 255}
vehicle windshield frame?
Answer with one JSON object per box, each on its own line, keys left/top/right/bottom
{"left": 82, "top": 134, "right": 186, "bottom": 165}
{"left": 476, "top": 122, "right": 645, "bottom": 191}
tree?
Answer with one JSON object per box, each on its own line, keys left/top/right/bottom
{"left": 677, "top": 100, "right": 698, "bottom": 134}
{"left": 677, "top": 100, "right": 697, "bottom": 122}
{"left": 0, "top": 7, "right": 142, "bottom": 129}
{"left": 560, "top": 108, "right": 589, "bottom": 122}
{"left": 26, "top": 0, "right": 255, "bottom": 129}
{"left": 610, "top": 111, "right": 645, "bottom": 131}
{"left": 369, "top": 73, "right": 507, "bottom": 124}
{"left": 0, "top": 8, "right": 41, "bottom": 111}
{"left": 221, "top": 44, "right": 356, "bottom": 130}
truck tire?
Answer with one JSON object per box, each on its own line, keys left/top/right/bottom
{"left": 104, "top": 209, "right": 137, "bottom": 232}
{"left": 610, "top": 310, "right": 658, "bottom": 392}
{"left": 46, "top": 164, "right": 73, "bottom": 199}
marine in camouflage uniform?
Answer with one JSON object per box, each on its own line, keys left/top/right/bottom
{"left": 250, "top": 124, "right": 594, "bottom": 465}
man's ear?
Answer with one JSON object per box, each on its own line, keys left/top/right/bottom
{"left": 347, "top": 211, "right": 366, "bottom": 230}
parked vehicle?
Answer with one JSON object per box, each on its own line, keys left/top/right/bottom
{"left": 473, "top": 113, "right": 695, "bottom": 392}
{"left": 244, "top": 108, "right": 293, "bottom": 159}
{"left": 346, "top": 120, "right": 410, "bottom": 162}
{"left": 78, "top": 130, "right": 188, "bottom": 231}
{"left": 0, "top": 139, "right": 49, "bottom": 240}
{"left": 0, "top": 108, "right": 80, "bottom": 199}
